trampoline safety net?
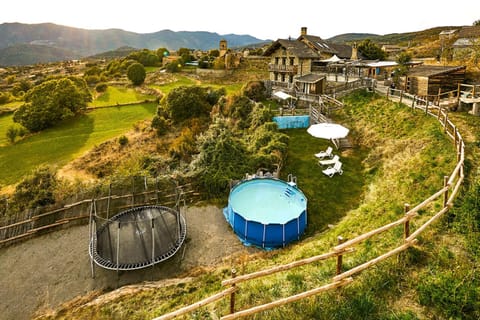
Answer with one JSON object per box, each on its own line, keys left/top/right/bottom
{"left": 89, "top": 205, "right": 186, "bottom": 271}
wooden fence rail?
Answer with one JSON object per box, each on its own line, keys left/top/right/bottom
{"left": 155, "top": 84, "right": 466, "bottom": 319}
{"left": 0, "top": 182, "right": 199, "bottom": 247}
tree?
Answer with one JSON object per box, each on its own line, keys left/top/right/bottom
{"left": 11, "top": 166, "right": 57, "bottom": 212}
{"left": 13, "top": 77, "right": 91, "bottom": 132}
{"left": 473, "top": 19, "right": 480, "bottom": 26}
{"left": 127, "top": 62, "right": 146, "bottom": 85}
{"left": 393, "top": 52, "right": 412, "bottom": 82}
{"left": 358, "top": 39, "right": 387, "bottom": 60}
{"left": 161, "top": 86, "right": 214, "bottom": 123}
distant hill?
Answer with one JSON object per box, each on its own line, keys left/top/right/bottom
{"left": 327, "top": 26, "right": 465, "bottom": 46}
{"left": 0, "top": 43, "right": 78, "bottom": 66}
{"left": 0, "top": 22, "right": 266, "bottom": 66}
{"left": 327, "top": 33, "right": 380, "bottom": 44}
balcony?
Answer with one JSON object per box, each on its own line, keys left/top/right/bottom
{"left": 268, "top": 64, "right": 298, "bottom": 74}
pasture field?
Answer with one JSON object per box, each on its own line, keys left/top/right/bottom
{"left": 89, "top": 86, "right": 155, "bottom": 107}
{"left": 0, "top": 102, "right": 157, "bottom": 186}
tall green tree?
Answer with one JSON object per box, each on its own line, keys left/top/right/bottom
{"left": 161, "top": 86, "right": 218, "bottom": 123}
{"left": 127, "top": 62, "right": 146, "bottom": 85}
{"left": 358, "top": 39, "right": 387, "bottom": 60}
{"left": 13, "top": 77, "right": 91, "bottom": 132}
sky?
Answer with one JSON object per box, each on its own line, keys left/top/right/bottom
{"left": 2, "top": 0, "right": 479, "bottom": 40}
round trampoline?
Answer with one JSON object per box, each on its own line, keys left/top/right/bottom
{"left": 89, "top": 205, "right": 186, "bottom": 271}
{"left": 223, "top": 178, "right": 307, "bottom": 249}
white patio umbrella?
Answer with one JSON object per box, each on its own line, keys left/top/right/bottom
{"left": 307, "top": 123, "right": 349, "bottom": 140}
{"left": 307, "top": 123, "right": 349, "bottom": 149}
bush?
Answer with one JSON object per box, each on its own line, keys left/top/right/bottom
{"left": 0, "top": 92, "right": 11, "bottom": 104}
{"left": 95, "top": 83, "right": 108, "bottom": 93}
{"left": 151, "top": 115, "right": 169, "bottom": 135}
{"left": 11, "top": 166, "right": 57, "bottom": 212}
{"left": 161, "top": 86, "right": 212, "bottom": 123}
{"left": 242, "top": 81, "right": 267, "bottom": 101}
{"left": 118, "top": 135, "right": 129, "bottom": 146}
{"left": 127, "top": 62, "right": 146, "bottom": 85}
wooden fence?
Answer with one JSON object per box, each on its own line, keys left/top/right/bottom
{"left": 154, "top": 88, "right": 465, "bottom": 319}
{"left": 0, "top": 177, "right": 200, "bottom": 248}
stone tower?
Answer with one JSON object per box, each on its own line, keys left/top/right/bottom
{"left": 219, "top": 39, "right": 228, "bottom": 57}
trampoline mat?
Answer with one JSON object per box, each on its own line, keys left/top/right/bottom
{"left": 90, "top": 205, "right": 186, "bottom": 270}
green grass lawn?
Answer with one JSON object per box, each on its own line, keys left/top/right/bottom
{"left": 89, "top": 86, "right": 155, "bottom": 107}
{"left": 280, "top": 129, "right": 367, "bottom": 235}
{"left": 149, "top": 75, "right": 243, "bottom": 96}
{"left": 0, "top": 102, "right": 157, "bottom": 186}
{"left": 0, "top": 113, "right": 14, "bottom": 146}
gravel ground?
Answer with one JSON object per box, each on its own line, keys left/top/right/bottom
{"left": 0, "top": 205, "right": 257, "bottom": 320}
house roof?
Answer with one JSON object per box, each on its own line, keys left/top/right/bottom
{"left": 453, "top": 38, "right": 474, "bottom": 47}
{"left": 439, "top": 29, "right": 457, "bottom": 35}
{"left": 295, "top": 73, "right": 325, "bottom": 83}
{"left": 298, "top": 35, "right": 337, "bottom": 54}
{"left": 264, "top": 32, "right": 359, "bottom": 60}
{"left": 407, "top": 65, "right": 466, "bottom": 77}
{"left": 263, "top": 39, "right": 320, "bottom": 58}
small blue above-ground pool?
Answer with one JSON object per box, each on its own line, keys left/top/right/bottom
{"left": 223, "top": 178, "right": 307, "bottom": 249}
{"left": 273, "top": 115, "right": 310, "bottom": 129}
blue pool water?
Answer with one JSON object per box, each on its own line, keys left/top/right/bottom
{"left": 273, "top": 115, "right": 310, "bottom": 129}
{"left": 224, "top": 178, "right": 307, "bottom": 249}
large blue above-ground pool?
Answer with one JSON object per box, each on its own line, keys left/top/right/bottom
{"left": 223, "top": 178, "right": 307, "bottom": 249}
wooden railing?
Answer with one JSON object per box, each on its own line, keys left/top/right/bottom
{"left": 154, "top": 87, "right": 465, "bottom": 320}
{"left": 0, "top": 179, "right": 200, "bottom": 247}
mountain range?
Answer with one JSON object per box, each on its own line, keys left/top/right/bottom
{"left": 0, "top": 22, "right": 267, "bottom": 66}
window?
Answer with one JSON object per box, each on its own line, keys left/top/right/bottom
{"left": 275, "top": 57, "right": 279, "bottom": 65}
{"left": 289, "top": 75, "right": 294, "bottom": 83}
{"left": 282, "top": 57, "right": 287, "bottom": 65}
{"left": 281, "top": 74, "right": 286, "bottom": 82}
{"left": 290, "top": 57, "right": 295, "bottom": 65}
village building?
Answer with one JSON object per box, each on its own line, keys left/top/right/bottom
{"left": 401, "top": 65, "right": 466, "bottom": 96}
{"left": 263, "top": 27, "right": 359, "bottom": 95}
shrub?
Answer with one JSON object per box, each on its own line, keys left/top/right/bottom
{"left": 151, "top": 115, "right": 169, "bottom": 135}
{"left": 118, "top": 135, "right": 129, "bottom": 146}
{"left": 95, "top": 83, "right": 108, "bottom": 93}
{"left": 161, "top": 86, "right": 212, "bottom": 123}
{"left": 127, "top": 62, "right": 146, "bottom": 85}
{"left": 11, "top": 166, "right": 57, "bottom": 212}
{"left": 242, "top": 81, "right": 267, "bottom": 101}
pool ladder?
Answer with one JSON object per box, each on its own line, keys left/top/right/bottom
{"left": 284, "top": 187, "right": 295, "bottom": 198}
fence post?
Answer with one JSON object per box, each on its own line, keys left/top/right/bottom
{"left": 443, "top": 176, "right": 449, "bottom": 208}
{"left": 404, "top": 203, "right": 410, "bottom": 240}
{"left": 230, "top": 268, "right": 237, "bottom": 314}
{"left": 453, "top": 126, "right": 458, "bottom": 146}
{"left": 411, "top": 96, "right": 415, "bottom": 110}
{"left": 336, "top": 236, "right": 346, "bottom": 275}
{"left": 399, "top": 90, "right": 403, "bottom": 104}
{"left": 443, "top": 113, "right": 448, "bottom": 133}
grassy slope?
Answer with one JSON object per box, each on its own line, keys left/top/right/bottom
{"left": 89, "top": 86, "right": 155, "bottom": 107}
{"left": 0, "top": 103, "right": 156, "bottom": 186}
{"left": 39, "top": 91, "right": 480, "bottom": 320}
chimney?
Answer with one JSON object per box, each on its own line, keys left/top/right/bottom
{"left": 301, "top": 27, "right": 307, "bottom": 36}
{"left": 351, "top": 42, "right": 358, "bottom": 60}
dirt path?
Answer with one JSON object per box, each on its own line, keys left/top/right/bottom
{"left": 0, "top": 205, "right": 257, "bottom": 320}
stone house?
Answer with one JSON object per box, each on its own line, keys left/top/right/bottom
{"left": 263, "top": 27, "right": 359, "bottom": 94}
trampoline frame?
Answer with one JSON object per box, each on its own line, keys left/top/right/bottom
{"left": 89, "top": 205, "right": 186, "bottom": 271}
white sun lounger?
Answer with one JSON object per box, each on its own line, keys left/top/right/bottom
{"left": 318, "top": 155, "right": 340, "bottom": 166}
{"left": 322, "top": 161, "right": 343, "bottom": 178}
{"left": 314, "top": 146, "right": 333, "bottom": 159}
